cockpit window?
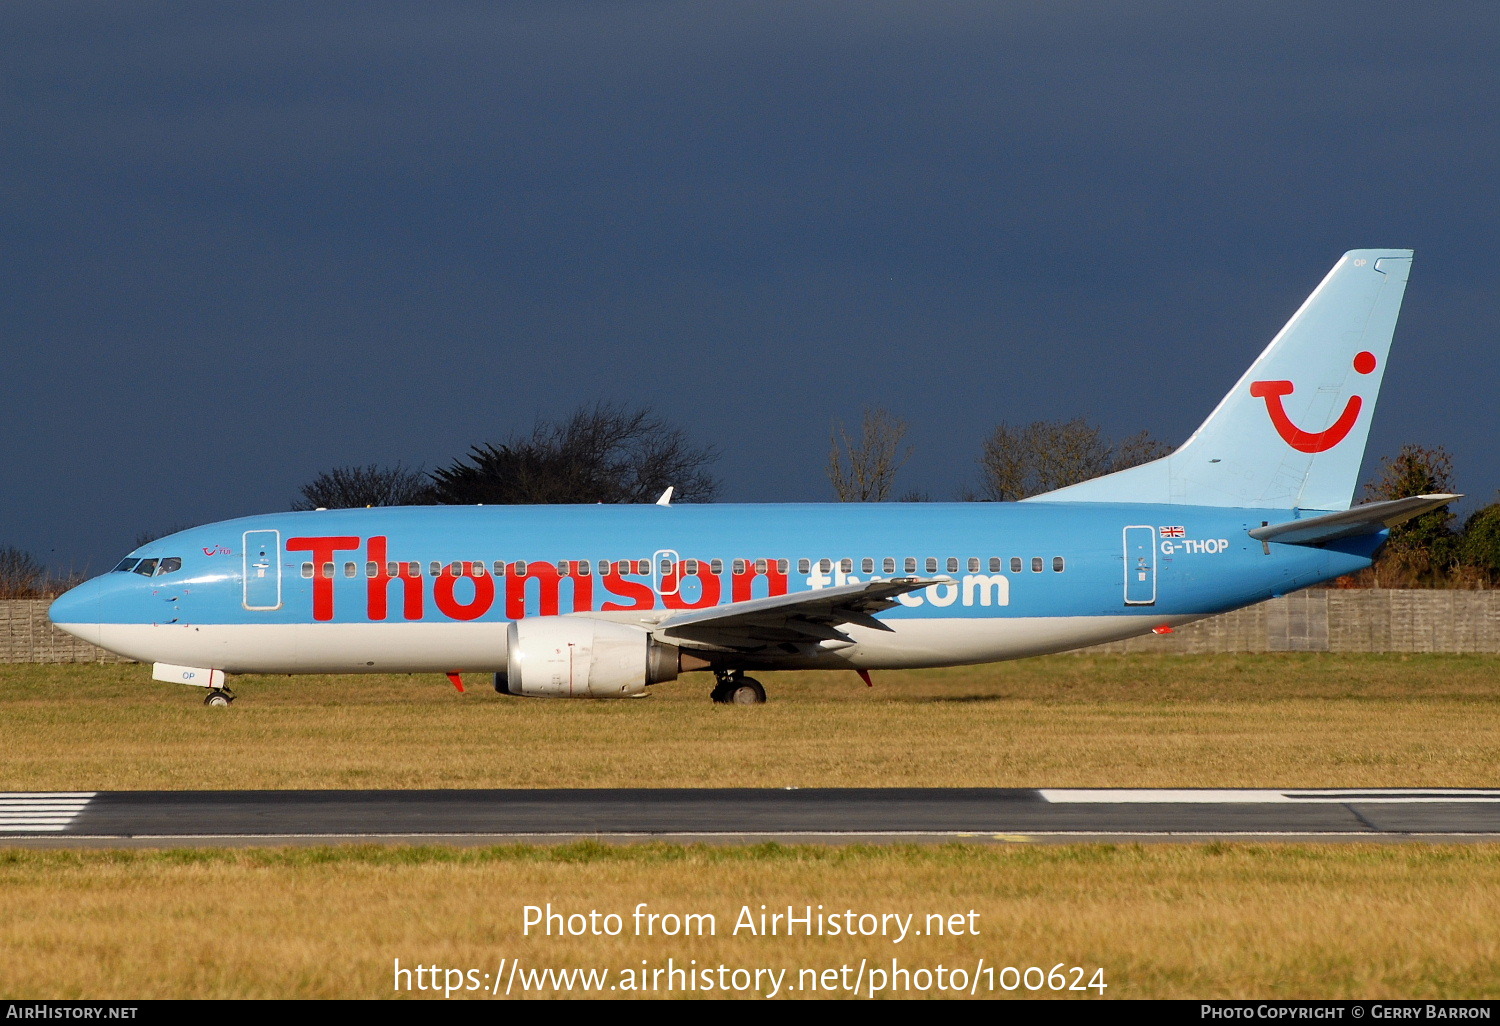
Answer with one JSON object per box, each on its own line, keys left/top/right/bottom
{"left": 121, "top": 556, "right": 182, "bottom": 577}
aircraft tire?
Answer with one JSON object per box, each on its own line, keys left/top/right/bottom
{"left": 203, "top": 690, "right": 233, "bottom": 707}
{"left": 725, "top": 679, "right": 766, "bottom": 705}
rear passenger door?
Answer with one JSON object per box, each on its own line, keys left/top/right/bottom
{"left": 1123, "top": 526, "right": 1156, "bottom": 606}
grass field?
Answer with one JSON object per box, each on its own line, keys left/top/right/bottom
{"left": 4, "top": 655, "right": 1498, "bottom": 1000}
{"left": 3, "top": 842, "right": 1499, "bottom": 999}
{"left": 1, "top": 654, "right": 1498, "bottom": 789}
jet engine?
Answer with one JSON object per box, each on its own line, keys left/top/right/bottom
{"left": 494, "top": 617, "right": 688, "bottom": 698}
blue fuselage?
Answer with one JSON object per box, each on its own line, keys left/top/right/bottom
{"left": 50, "top": 501, "right": 1379, "bottom": 676}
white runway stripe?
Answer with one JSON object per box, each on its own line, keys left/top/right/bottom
{"left": 0, "top": 792, "right": 101, "bottom": 804}
{"left": 0, "top": 792, "right": 95, "bottom": 832}
{"left": 1039, "top": 789, "right": 1500, "bottom": 804}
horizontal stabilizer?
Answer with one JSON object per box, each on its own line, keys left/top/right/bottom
{"left": 1248, "top": 494, "right": 1460, "bottom": 546}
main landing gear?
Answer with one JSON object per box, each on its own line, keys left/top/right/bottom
{"left": 711, "top": 670, "right": 766, "bottom": 705}
{"left": 203, "top": 687, "right": 235, "bottom": 707}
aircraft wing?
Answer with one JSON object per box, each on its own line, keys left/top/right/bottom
{"left": 1248, "top": 494, "right": 1461, "bottom": 546}
{"left": 654, "top": 577, "right": 947, "bottom": 651}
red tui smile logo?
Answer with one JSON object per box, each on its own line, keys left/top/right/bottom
{"left": 1249, "top": 351, "right": 1377, "bottom": 453}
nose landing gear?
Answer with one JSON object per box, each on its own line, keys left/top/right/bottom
{"left": 710, "top": 670, "right": 766, "bottom": 705}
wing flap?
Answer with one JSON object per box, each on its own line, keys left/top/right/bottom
{"left": 656, "top": 577, "right": 945, "bottom": 651}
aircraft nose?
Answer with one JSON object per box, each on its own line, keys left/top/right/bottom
{"left": 48, "top": 578, "right": 104, "bottom": 644}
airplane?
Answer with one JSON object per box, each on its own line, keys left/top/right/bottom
{"left": 50, "top": 249, "right": 1456, "bottom": 707}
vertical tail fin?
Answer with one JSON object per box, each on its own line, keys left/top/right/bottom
{"left": 1028, "top": 249, "right": 1413, "bottom": 510}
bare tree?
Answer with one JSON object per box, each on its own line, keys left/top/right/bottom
{"left": 428, "top": 403, "right": 719, "bottom": 505}
{"left": 0, "top": 546, "right": 48, "bottom": 599}
{"left": 828, "top": 408, "right": 912, "bottom": 501}
{"left": 292, "top": 464, "right": 433, "bottom": 511}
{"left": 976, "top": 419, "right": 1171, "bottom": 501}
{"left": 1112, "top": 429, "right": 1173, "bottom": 472}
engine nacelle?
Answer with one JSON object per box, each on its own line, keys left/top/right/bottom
{"left": 496, "top": 618, "right": 683, "bottom": 698}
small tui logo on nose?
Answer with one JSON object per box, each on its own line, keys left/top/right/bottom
{"left": 1250, "top": 351, "right": 1377, "bottom": 453}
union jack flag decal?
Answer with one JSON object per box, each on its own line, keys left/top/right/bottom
{"left": 1159, "top": 526, "right": 1185, "bottom": 538}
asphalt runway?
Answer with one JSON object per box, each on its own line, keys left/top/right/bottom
{"left": 4, "top": 788, "right": 1500, "bottom": 846}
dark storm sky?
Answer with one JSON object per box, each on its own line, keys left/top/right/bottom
{"left": 3, "top": 2, "right": 1497, "bottom": 575}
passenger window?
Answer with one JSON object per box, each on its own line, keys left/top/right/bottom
{"left": 133, "top": 558, "right": 158, "bottom": 577}
{"left": 515, "top": 561, "right": 528, "bottom": 576}
{"left": 967, "top": 557, "right": 980, "bottom": 573}
{"left": 711, "top": 559, "right": 724, "bottom": 574}
{"left": 301, "top": 562, "right": 313, "bottom": 579}
{"left": 946, "top": 557, "right": 959, "bottom": 573}
{"left": 344, "top": 562, "right": 358, "bottom": 578}
{"left": 839, "top": 558, "right": 852, "bottom": 573}
{"left": 754, "top": 559, "right": 768, "bottom": 574}
{"left": 1010, "top": 557, "right": 1022, "bottom": 573}
{"left": 818, "top": 558, "right": 832, "bottom": 573}
{"left": 1031, "top": 557, "right": 1043, "bottom": 572}
{"left": 776, "top": 559, "right": 788, "bottom": 574}
{"left": 883, "top": 557, "right": 895, "bottom": 574}
{"left": 798, "top": 559, "right": 810, "bottom": 574}
{"left": 904, "top": 557, "right": 917, "bottom": 574}
{"left": 733, "top": 559, "right": 746, "bottom": 574}
{"left": 635, "top": 560, "right": 649, "bottom": 575}
{"left": 429, "top": 561, "right": 441, "bottom": 577}
{"left": 577, "top": 560, "right": 591, "bottom": 576}
{"left": 1053, "top": 556, "right": 1066, "bottom": 572}
{"left": 925, "top": 557, "right": 938, "bottom": 573}
{"left": 158, "top": 557, "right": 182, "bottom": 575}
{"left": 472, "top": 561, "right": 487, "bottom": 576}
{"left": 659, "top": 559, "right": 672, "bottom": 575}
{"left": 325, "top": 562, "right": 337, "bottom": 579}
{"left": 558, "top": 561, "right": 570, "bottom": 576}
{"left": 685, "top": 559, "right": 698, "bottom": 574}
{"left": 989, "top": 557, "right": 1001, "bottom": 573}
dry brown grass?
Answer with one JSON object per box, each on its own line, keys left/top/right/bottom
{"left": 4, "top": 657, "right": 1499, "bottom": 1001}
{"left": 2, "top": 843, "right": 1498, "bottom": 999}
{"left": 1, "top": 654, "right": 1498, "bottom": 790}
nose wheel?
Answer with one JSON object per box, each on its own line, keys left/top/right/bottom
{"left": 203, "top": 688, "right": 235, "bottom": 707}
{"left": 711, "top": 671, "right": 766, "bottom": 705}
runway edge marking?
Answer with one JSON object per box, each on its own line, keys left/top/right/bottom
{"left": 1038, "top": 789, "right": 1500, "bottom": 804}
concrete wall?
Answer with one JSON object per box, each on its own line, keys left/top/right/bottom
{"left": 0, "top": 601, "right": 133, "bottom": 664}
{"left": 2, "top": 590, "right": 1498, "bottom": 664}
{"left": 1085, "top": 589, "right": 1500, "bottom": 654}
